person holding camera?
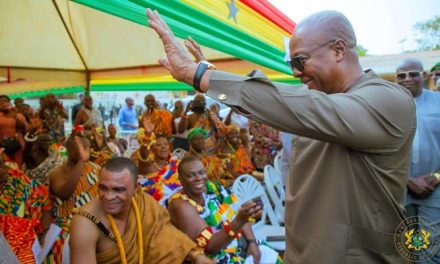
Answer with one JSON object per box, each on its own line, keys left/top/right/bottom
{"left": 178, "top": 94, "right": 225, "bottom": 155}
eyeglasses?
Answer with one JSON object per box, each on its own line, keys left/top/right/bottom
{"left": 432, "top": 72, "right": 440, "bottom": 77}
{"left": 396, "top": 71, "right": 423, "bottom": 80}
{"left": 287, "top": 39, "right": 337, "bottom": 72}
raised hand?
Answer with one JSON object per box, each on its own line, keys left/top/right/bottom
{"left": 146, "top": 9, "right": 197, "bottom": 84}
{"left": 74, "top": 136, "right": 89, "bottom": 162}
{"left": 142, "top": 115, "right": 156, "bottom": 134}
{"left": 185, "top": 36, "right": 206, "bottom": 62}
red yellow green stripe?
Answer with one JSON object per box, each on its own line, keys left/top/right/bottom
{"left": 72, "top": 0, "right": 292, "bottom": 74}
{"left": 180, "top": 0, "right": 291, "bottom": 50}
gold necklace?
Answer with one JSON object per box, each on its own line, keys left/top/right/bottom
{"left": 179, "top": 193, "right": 205, "bottom": 213}
{"left": 107, "top": 198, "right": 143, "bottom": 264}
{"left": 151, "top": 158, "right": 167, "bottom": 171}
{"left": 189, "top": 148, "right": 206, "bottom": 159}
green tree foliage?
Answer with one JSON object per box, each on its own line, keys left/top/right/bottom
{"left": 414, "top": 15, "right": 440, "bottom": 51}
{"left": 356, "top": 45, "right": 368, "bottom": 57}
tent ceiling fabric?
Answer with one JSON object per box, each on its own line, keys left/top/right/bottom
{"left": 0, "top": 0, "right": 296, "bottom": 96}
{"left": 0, "top": 0, "right": 231, "bottom": 71}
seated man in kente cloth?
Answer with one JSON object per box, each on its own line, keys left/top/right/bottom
{"left": 70, "top": 157, "right": 214, "bottom": 264}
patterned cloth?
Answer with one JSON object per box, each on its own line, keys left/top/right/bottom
{"left": 170, "top": 181, "right": 282, "bottom": 264}
{"left": 0, "top": 160, "right": 51, "bottom": 264}
{"left": 26, "top": 143, "right": 67, "bottom": 185}
{"left": 89, "top": 147, "right": 116, "bottom": 166}
{"left": 138, "top": 158, "right": 182, "bottom": 206}
{"left": 79, "top": 106, "right": 103, "bottom": 129}
{"left": 0, "top": 161, "right": 51, "bottom": 222}
{"left": 41, "top": 108, "right": 66, "bottom": 142}
{"left": 249, "top": 120, "right": 281, "bottom": 170}
{"left": 0, "top": 215, "right": 40, "bottom": 264}
{"left": 139, "top": 108, "right": 173, "bottom": 136}
{"left": 193, "top": 111, "right": 225, "bottom": 155}
{"left": 213, "top": 146, "right": 255, "bottom": 187}
{"left": 170, "top": 181, "right": 243, "bottom": 263}
{"left": 50, "top": 161, "right": 100, "bottom": 263}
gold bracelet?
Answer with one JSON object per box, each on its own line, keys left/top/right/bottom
{"left": 431, "top": 172, "right": 440, "bottom": 182}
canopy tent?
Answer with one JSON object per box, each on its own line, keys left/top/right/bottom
{"left": 0, "top": 0, "right": 297, "bottom": 98}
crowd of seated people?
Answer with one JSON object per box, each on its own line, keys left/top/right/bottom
{"left": 0, "top": 92, "right": 285, "bottom": 264}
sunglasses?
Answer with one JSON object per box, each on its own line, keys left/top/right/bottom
{"left": 396, "top": 71, "right": 423, "bottom": 80}
{"left": 287, "top": 39, "right": 337, "bottom": 73}
{"left": 432, "top": 72, "right": 440, "bottom": 77}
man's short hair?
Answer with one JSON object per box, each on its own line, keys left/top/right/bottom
{"left": 177, "top": 156, "right": 202, "bottom": 176}
{"left": 102, "top": 157, "right": 138, "bottom": 183}
{"left": 0, "top": 95, "right": 11, "bottom": 102}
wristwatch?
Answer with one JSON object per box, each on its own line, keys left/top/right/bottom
{"left": 193, "top": 60, "right": 216, "bottom": 93}
{"left": 431, "top": 172, "right": 440, "bottom": 182}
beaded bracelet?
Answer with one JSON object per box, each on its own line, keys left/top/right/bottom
{"left": 223, "top": 220, "right": 241, "bottom": 239}
{"left": 196, "top": 226, "right": 214, "bottom": 249}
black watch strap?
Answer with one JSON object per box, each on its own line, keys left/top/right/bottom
{"left": 193, "top": 62, "right": 208, "bottom": 93}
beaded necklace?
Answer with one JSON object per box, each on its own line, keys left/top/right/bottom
{"left": 107, "top": 197, "right": 143, "bottom": 264}
{"left": 189, "top": 148, "right": 206, "bottom": 159}
{"left": 175, "top": 193, "right": 205, "bottom": 213}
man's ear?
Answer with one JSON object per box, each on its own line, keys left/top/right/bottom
{"left": 333, "top": 39, "right": 348, "bottom": 62}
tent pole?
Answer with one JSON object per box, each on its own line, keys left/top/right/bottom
{"left": 7, "top": 67, "right": 10, "bottom": 83}
{"left": 85, "top": 71, "right": 90, "bottom": 96}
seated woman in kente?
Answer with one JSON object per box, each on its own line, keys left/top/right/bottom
{"left": 168, "top": 156, "right": 281, "bottom": 264}
{"left": 135, "top": 118, "right": 181, "bottom": 205}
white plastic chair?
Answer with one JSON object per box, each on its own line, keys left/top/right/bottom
{"left": 172, "top": 148, "right": 186, "bottom": 160}
{"left": 273, "top": 152, "right": 283, "bottom": 179}
{"left": 232, "top": 174, "right": 285, "bottom": 251}
{"left": 264, "top": 165, "right": 285, "bottom": 225}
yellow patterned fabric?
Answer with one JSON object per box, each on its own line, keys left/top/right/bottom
{"left": 0, "top": 160, "right": 51, "bottom": 222}
{"left": 139, "top": 109, "right": 173, "bottom": 136}
{"left": 193, "top": 112, "right": 225, "bottom": 154}
{"left": 50, "top": 161, "right": 100, "bottom": 263}
{"left": 96, "top": 188, "right": 196, "bottom": 264}
{"left": 211, "top": 146, "right": 255, "bottom": 187}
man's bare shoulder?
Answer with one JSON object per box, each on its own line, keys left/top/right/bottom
{"left": 81, "top": 198, "right": 102, "bottom": 214}
{"left": 71, "top": 199, "right": 104, "bottom": 237}
{"left": 71, "top": 201, "right": 101, "bottom": 239}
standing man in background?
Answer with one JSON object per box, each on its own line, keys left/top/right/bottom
{"left": 397, "top": 58, "right": 440, "bottom": 263}
{"left": 118, "top": 97, "right": 138, "bottom": 131}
